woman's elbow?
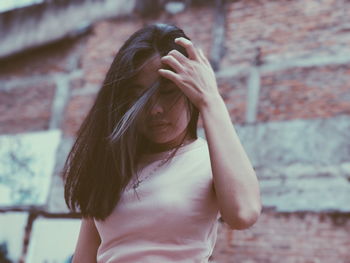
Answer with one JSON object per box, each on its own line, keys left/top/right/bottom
{"left": 225, "top": 203, "right": 262, "bottom": 230}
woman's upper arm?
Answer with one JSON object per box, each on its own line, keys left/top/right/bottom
{"left": 72, "top": 217, "right": 101, "bottom": 263}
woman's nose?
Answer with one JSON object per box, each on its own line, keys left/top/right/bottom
{"left": 149, "top": 96, "right": 164, "bottom": 116}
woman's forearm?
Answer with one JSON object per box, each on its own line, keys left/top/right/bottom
{"left": 200, "top": 96, "right": 262, "bottom": 230}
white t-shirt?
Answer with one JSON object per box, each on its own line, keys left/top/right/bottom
{"left": 94, "top": 137, "right": 220, "bottom": 263}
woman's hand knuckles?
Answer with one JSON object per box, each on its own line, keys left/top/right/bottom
{"left": 168, "top": 50, "right": 179, "bottom": 56}
{"left": 188, "top": 62, "right": 200, "bottom": 71}
{"left": 161, "top": 55, "right": 171, "bottom": 63}
{"left": 182, "top": 40, "right": 193, "bottom": 48}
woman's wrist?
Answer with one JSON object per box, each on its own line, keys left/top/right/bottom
{"left": 198, "top": 92, "right": 225, "bottom": 113}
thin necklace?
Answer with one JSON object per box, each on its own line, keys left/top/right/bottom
{"left": 130, "top": 140, "right": 191, "bottom": 191}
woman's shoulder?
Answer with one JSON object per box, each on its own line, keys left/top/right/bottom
{"left": 173, "top": 137, "right": 209, "bottom": 163}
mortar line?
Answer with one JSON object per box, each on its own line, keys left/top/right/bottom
{"left": 245, "top": 67, "right": 261, "bottom": 124}
{"left": 216, "top": 52, "right": 350, "bottom": 79}
{"left": 210, "top": 0, "right": 226, "bottom": 72}
{"left": 49, "top": 75, "right": 71, "bottom": 130}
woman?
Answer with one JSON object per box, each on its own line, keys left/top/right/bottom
{"left": 63, "top": 23, "right": 261, "bottom": 262}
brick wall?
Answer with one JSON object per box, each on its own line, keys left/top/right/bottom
{"left": 258, "top": 64, "right": 350, "bottom": 122}
{"left": 212, "top": 211, "right": 350, "bottom": 263}
{"left": 223, "top": 0, "right": 350, "bottom": 68}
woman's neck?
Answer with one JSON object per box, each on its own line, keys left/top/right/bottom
{"left": 138, "top": 136, "right": 196, "bottom": 168}
{"left": 145, "top": 135, "right": 194, "bottom": 154}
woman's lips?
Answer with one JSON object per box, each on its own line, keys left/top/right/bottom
{"left": 148, "top": 122, "right": 170, "bottom": 129}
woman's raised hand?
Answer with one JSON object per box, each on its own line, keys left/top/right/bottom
{"left": 158, "top": 37, "right": 222, "bottom": 111}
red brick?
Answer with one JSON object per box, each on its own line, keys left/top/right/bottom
{"left": 211, "top": 211, "right": 350, "bottom": 262}
{"left": 0, "top": 38, "right": 84, "bottom": 81}
{"left": 81, "top": 19, "right": 142, "bottom": 88}
{"left": 0, "top": 82, "right": 55, "bottom": 134}
{"left": 258, "top": 65, "right": 350, "bottom": 122}
{"left": 62, "top": 93, "right": 97, "bottom": 136}
{"left": 222, "top": 0, "right": 350, "bottom": 70}
{"left": 217, "top": 76, "right": 247, "bottom": 124}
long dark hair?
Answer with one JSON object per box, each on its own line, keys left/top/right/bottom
{"left": 62, "top": 23, "right": 200, "bottom": 220}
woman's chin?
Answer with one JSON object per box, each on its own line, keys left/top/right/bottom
{"left": 147, "top": 136, "right": 175, "bottom": 145}
{"left": 142, "top": 128, "right": 189, "bottom": 148}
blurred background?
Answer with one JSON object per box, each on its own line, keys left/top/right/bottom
{"left": 0, "top": 0, "right": 350, "bottom": 262}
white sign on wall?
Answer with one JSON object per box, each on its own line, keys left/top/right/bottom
{"left": 0, "top": 130, "right": 61, "bottom": 207}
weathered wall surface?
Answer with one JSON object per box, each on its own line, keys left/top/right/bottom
{"left": 0, "top": 0, "right": 135, "bottom": 58}
{"left": 1, "top": 0, "right": 350, "bottom": 262}
{"left": 212, "top": 211, "right": 350, "bottom": 263}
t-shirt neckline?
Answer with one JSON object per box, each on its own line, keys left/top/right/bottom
{"left": 146, "top": 137, "right": 203, "bottom": 155}
{"left": 139, "top": 137, "right": 205, "bottom": 166}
